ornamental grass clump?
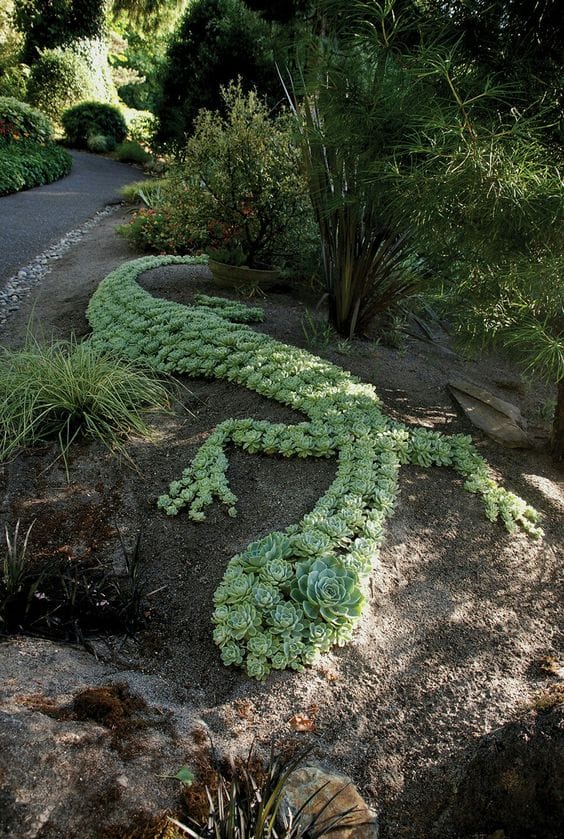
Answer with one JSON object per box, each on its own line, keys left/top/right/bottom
{"left": 0, "top": 334, "right": 171, "bottom": 471}
{"left": 87, "top": 254, "right": 543, "bottom": 679}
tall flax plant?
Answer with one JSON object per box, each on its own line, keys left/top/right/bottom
{"left": 286, "top": 41, "right": 424, "bottom": 338}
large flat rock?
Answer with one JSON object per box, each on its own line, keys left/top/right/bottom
{"left": 448, "top": 378, "right": 531, "bottom": 448}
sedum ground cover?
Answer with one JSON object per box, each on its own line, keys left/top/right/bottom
{"left": 87, "top": 255, "right": 542, "bottom": 680}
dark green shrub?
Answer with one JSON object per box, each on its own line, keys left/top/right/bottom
{"left": 0, "top": 65, "right": 28, "bottom": 100}
{"left": 0, "top": 141, "right": 71, "bottom": 195}
{"left": 0, "top": 4, "right": 26, "bottom": 99}
{"left": 0, "top": 96, "right": 53, "bottom": 144}
{"left": 154, "top": 0, "right": 278, "bottom": 153}
{"left": 61, "top": 101, "right": 127, "bottom": 148}
{"left": 14, "top": 0, "right": 107, "bottom": 65}
{"left": 113, "top": 139, "right": 151, "bottom": 165}
{"left": 26, "top": 47, "right": 95, "bottom": 121}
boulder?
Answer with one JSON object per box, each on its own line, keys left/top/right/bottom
{"left": 448, "top": 378, "right": 531, "bottom": 448}
{"left": 282, "top": 764, "right": 379, "bottom": 839}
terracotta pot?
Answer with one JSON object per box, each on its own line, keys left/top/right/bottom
{"left": 208, "top": 259, "right": 280, "bottom": 290}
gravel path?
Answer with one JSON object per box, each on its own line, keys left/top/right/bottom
{"left": 0, "top": 150, "right": 139, "bottom": 284}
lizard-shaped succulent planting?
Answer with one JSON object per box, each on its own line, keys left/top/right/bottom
{"left": 87, "top": 255, "right": 542, "bottom": 679}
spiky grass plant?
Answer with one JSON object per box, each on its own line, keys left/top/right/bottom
{"left": 169, "top": 747, "right": 364, "bottom": 839}
{"left": 0, "top": 334, "right": 171, "bottom": 473}
{"left": 2, "top": 520, "right": 34, "bottom": 598}
{"left": 1, "top": 522, "right": 146, "bottom": 640}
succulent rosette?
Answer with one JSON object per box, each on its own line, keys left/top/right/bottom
{"left": 268, "top": 601, "right": 305, "bottom": 635}
{"left": 291, "top": 556, "right": 364, "bottom": 626}
{"left": 220, "top": 641, "right": 244, "bottom": 666}
{"left": 291, "top": 529, "right": 333, "bottom": 557}
{"left": 220, "top": 603, "right": 260, "bottom": 640}
{"left": 252, "top": 581, "right": 281, "bottom": 608}
{"left": 213, "top": 570, "right": 254, "bottom": 605}
{"left": 239, "top": 531, "right": 292, "bottom": 573}
{"left": 308, "top": 620, "right": 334, "bottom": 652}
{"left": 247, "top": 631, "right": 278, "bottom": 658}
{"left": 260, "top": 557, "right": 294, "bottom": 587}
{"left": 245, "top": 655, "right": 270, "bottom": 680}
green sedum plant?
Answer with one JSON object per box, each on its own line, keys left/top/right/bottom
{"left": 87, "top": 255, "right": 542, "bottom": 679}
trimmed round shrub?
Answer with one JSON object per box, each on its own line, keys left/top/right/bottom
{"left": 61, "top": 101, "right": 127, "bottom": 148}
{"left": 26, "top": 47, "right": 95, "bottom": 121}
{"left": 0, "top": 96, "right": 53, "bottom": 144}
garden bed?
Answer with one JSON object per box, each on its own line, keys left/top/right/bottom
{"left": 0, "top": 211, "right": 562, "bottom": 838}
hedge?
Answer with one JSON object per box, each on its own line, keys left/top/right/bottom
{"left": 0, "top": 141, "right": 72, "bottom": 196}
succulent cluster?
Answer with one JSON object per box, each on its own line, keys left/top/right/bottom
{"left": 87, "top": 255, "right": 542, "bottom": 679}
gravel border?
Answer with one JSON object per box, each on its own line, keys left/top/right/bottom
{"left": 0, "top": 204, "right": 121, "bottom": 327}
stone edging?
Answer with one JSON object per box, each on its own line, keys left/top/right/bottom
{"left": 0, "top": 204, "right": 121, "bottom": 327}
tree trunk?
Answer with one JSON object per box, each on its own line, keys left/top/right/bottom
{"left": 551, "top": 378, "right": 564, "bottom": 464}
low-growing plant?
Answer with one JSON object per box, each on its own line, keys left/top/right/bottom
{"left": 0, "top": 334, "right": 171, "bottom": 473}
{"left": 61, "top": 101, "right": 127, "bottom": 148}
{"left": 2, "top": 520, "right": 34, "bottom": 598}
{"left": 120, "top": 178, "right": 168, "bottom": 208}
{"left": 118, "top": 207, "right": 203, "bottom": 255}
{"left": 0, "top": 140, "right": 72, "bottom": 195}
{"left": 113, "top": 139, "right": 151, "bottom": 165}
{"left": 87, "top": 133, "right": 116, "bottom": 153}
{"left": 86, "top": 255, "right": 542, "bottom": 679}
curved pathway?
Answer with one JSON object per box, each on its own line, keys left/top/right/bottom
{"left": 0, "top": 150, "right": 140, "bottom": 284}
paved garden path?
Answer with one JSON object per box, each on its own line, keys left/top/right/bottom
{"left": 0, "top": 150, "right": 140, "bottom": 284}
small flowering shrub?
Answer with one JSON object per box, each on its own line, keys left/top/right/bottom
{"left": 87, "top": 255, "right": 542, "bottom": 680}
{"left": 117, "top": 208, "right": 203, "bottom": 254}
{"left": 166, "top": 82, "right": 313, "bottom": 268}
{"left": 0, "top": 96, "right": 53, "bottom": 144}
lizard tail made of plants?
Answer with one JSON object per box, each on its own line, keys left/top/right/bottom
{"left": 87, "top": 255, "right": 542, "bottom": 680}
